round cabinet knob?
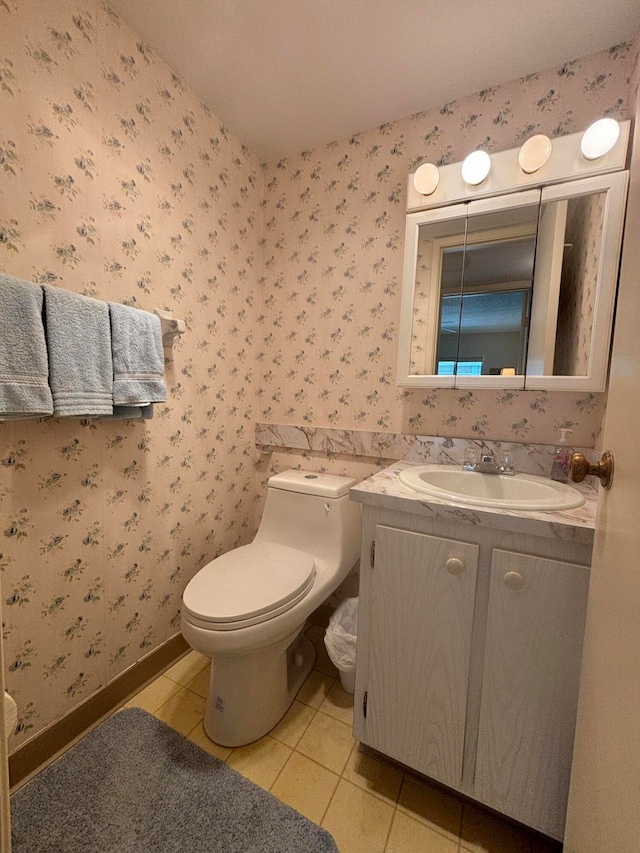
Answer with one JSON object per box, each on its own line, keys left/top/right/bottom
{"left": 446, "top": 557, "right": 466, "bottom": 576}
{"left": 504, "top": 571, "right": 525, "bottom": 590}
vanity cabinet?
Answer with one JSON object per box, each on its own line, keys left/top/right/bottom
{"left": 353, "top": 504, "right": 592, "bottom": 841}
{"left": 365, "top": 526, "right": 478, "bottom": 789}
{"left": 475, "top": 549, "right": 589, "bottom": 838}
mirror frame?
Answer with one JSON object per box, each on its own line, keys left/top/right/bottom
{"left": 397, "top": 172, "right": 628, "bottom": 391}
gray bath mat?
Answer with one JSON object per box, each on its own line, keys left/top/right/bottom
{"left": 11, "top": 707, "right": 339, "bottom": 852}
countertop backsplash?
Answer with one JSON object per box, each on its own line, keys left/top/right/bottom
{"left": 255, "top": 423, "right": 598, "bottom": 480}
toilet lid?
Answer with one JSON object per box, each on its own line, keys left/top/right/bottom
{"left": 182, "top": 542, "right": 316, "bottom": 627}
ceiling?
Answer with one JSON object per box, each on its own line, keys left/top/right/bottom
{"left": 109, "top": 0, "right": 640, "bottom": 162}
{"left": 441, "top": 290, "right": 528, "bottom": 335}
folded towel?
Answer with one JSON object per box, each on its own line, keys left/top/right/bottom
{"left": 0, "top": 274, "right": 54, "bottom": 419}
{"left": 108, "top": 303, "right": 167, "bottom": 406}
{"left": 43, "top": 285, "right": 113, "bottom": 417}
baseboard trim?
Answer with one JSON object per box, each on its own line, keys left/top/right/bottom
{"left": 9, "top": 634, "right": 189, "bottom": 790}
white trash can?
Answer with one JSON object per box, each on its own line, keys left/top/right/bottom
{"left": 324, "top": 597, "right": 358, "bottom": 694}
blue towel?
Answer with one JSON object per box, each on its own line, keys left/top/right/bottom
{"left": 43, "top": 285, "right": 113, "bottom": 417}
{"left": 108, "top": 303, "right": 167, "bottom": 406}
{"left": 0, "top": 274, "right": 53, "bottom": 419}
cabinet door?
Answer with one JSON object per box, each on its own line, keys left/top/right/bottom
{"left": 363, "top": 525, "right": 478, "bottom": 789}
{"left": 475, "top": 549, "right": 589, "bottom": 840}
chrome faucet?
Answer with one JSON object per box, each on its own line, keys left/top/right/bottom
{"left": 462, "top": 450, "right": 515, "bottom": 476}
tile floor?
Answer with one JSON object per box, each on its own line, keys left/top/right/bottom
{"left": 123, "top": 625, "right": 562, "bottom": 853}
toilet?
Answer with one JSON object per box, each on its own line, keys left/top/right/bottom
{"left": 181, "top": 470, "right": 361, "bottom": 746}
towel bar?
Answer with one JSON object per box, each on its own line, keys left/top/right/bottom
{"left": 155, "top": 309, "right": 186, "bottom": 347}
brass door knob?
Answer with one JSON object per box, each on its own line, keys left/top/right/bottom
{"left": 570, "top": 450, "right": 614, "bottom": 489}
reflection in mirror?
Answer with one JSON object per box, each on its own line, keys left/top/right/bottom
{"left": 526, "top": 190, "right": 607, "bottom": 378}
{"left": 453, "top": 205, "right": 539, "bottom": 376}
{"left": 411, "top": 216, "right": 466, "bottom": 374}
{"left": 552, "top": 191, "right": 606, "bottom": 376}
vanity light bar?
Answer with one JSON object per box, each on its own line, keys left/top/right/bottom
{"left": 413, "top": 162, "right": 440, "bottom": 195}
{"left": 407, "top": 119, "right": 629, "bottom": 212}
{"left": 461, "top": 150, "right": 492, "bottom": 186}
{"left": 580, "top": 118, "right": 621, "bottom": 160}
{"left": 518, "top": 134, "right": 552, "bottom": 174}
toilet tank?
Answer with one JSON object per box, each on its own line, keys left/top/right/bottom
{"left": 254, "top": 471, "right": 361, "bottom": 571}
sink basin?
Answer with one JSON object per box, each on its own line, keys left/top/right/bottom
{"left": 398, "top": 464, "right": 586, "bottom": 511}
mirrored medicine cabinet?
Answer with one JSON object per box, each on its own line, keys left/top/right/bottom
{"left": 397, "top": 161, "right": 629, "bottom": 392}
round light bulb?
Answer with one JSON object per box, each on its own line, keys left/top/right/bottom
{"left": 580, "top": 118, "right": 620, "bottom": 160}
{"left": 518, "top": 134, "right": 552, "bottom": 173}
{"left": 413, "top": 163, "right": 440, "bottom": 195}
{"left": 461, "top": 150, "right": 491, "bottom": 186}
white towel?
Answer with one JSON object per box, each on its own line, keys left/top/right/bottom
{"left": 108, "top": 303, "right": 167, "bottom": 406}
{"left": 43, "top": 285, "right": 113, "bottom": 417}
{"left": 0, "top": 274, "right": 53, "bottom": 419}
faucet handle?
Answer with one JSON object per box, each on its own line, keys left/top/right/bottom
{"left": 498, "top": 450, "right": 515, "bottom": 475}
{"left": 463, "top": 447, "right": 480, "bottom": 469}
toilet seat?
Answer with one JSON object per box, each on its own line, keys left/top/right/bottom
{"left": 182, "top": 542, "right": 316, "bottom": 630}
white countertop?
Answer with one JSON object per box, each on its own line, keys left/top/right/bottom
{"left": 350, "top": 461, "right": 597, "bottom": 545}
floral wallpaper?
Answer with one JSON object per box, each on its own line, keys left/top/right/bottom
{"left": 411, "top": 231, "right": 441, "bottom": 375}
{"left": 632, "top": 28, "right": 640, "bottom": 103}
{"left": 555, "top": 192, "right": 606, "bottom": 376}
{"left": 259, "top": 43, "right": 632, "bottom": 447}
{"left": 0, "top": 0, "right": 636, "bottom": 754}
{"left": 0, "top": 0, "right": 262, "bottom": 750}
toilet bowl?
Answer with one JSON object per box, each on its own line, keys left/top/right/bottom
{"left": 181, "top": 470, "right": 361, "bottom": 747}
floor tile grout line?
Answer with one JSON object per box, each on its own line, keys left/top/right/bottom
{"left": 186, "top": 718, "right": 207, "bottom": 740}
{"left": 294, "top": 742, "right": 352, "bottom": 778}
{"left": 381, "top": 802, "right": 399, "bottom": 853}
{"left": 296, "top": 676, "right": 337, "bottom": 710}
{"left": 340, "top": 739, "right": 359, "bottom": 778}
{"left": 289, "top": 741, "right": 345, "bottom": 780}
{"left": 383, "top": 803, "right": 468, "bottom": 852}
{"left": 456, "top": 799, "right": 466, "bottom": 847}
{"left": 134, "top": 678, "right": 204, "bottom": 716}
{"left": 180, "top": 681, "right": 209, "bottom": 701}
{"left": 162, "top": 653, "right": 210, "bottom": 685}
{"left": 396, "top": 771, "right": 408, "bottom": 804}
{"left": 338, "top": 740, "right": 405, "bottom": 809}
{"left": 163, "top": 666, "right": 210, "bottom": 687}
{"left": 267, "top": 747, "right": 295, "bottom": 794}
{"left": 264, "top": 741, "right": 333, "bottom": 802}
{"left": 269, "top": 701, "right": 320, "bottom": 751}
{"left": 396, "top": 783, "right": 467, "bottom": 849}
{"left": 310, "top": 705, "right": 353, "bottom": 733}
{"left": 395, "top": 805, "right": 466, "bottom": 849}
{"left": 318, "top": 768, "right": 342, "bottom": 828}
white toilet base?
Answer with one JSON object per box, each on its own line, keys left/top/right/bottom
{"left": 203, "top": 630, "right": 316, "bottom": 747}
